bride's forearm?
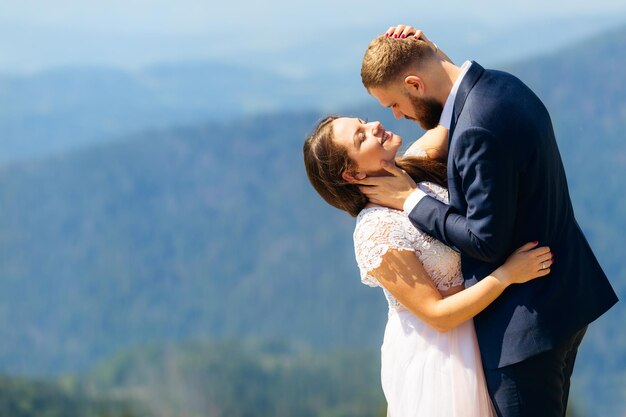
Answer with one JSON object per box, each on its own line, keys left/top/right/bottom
{"left": 377, "top": 245, "right": 548, "bottom": 332}
{"left": 428, "top": 273, "right": 508, "bottom": 332}
{"left": 373, "top": 250, "right": 510, "bottom": 333}
{"left": 406, "top": 125, "right": 449, "bottom": 160}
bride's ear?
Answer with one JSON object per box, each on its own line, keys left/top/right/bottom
{"left": 342, "top": 170, "right": 366, "bottom": 183}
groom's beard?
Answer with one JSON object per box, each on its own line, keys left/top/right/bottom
{"left": 408, "top": 95, "right": 443, "bottom": 130}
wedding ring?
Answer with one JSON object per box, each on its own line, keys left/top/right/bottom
{"left": 541, "top": 262, "right": 547, "bottom": 269}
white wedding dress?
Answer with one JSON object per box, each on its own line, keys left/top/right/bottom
{"left": 353, "top": 150, "right": 496, "bottom": 417}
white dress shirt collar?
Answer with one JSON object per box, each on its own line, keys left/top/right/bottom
{"left": 439, "top": 60, "right": 472, "bottom": 129}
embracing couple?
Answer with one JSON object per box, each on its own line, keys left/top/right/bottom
{"left": 303, "top": 25, "right": 618, "bottom": 417}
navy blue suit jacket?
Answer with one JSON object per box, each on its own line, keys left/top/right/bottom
{"left": 409, "top": 62, "right": 618, "bottom": 369}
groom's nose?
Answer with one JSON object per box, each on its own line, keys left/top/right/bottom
{"left": 391, "top": 107, "right": 404, "bottom": 120}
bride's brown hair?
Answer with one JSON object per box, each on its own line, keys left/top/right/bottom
{"left": 303, "top": 115, "right": 447, "bottom": 217}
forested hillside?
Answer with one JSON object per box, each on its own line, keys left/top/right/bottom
{"left": 0, "top": 375, "right": 138, "bottom": 417}
{"left": 84, "top": 340, "right": 385, "bottom": 417}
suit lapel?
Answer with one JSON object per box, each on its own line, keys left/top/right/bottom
{"left": 448, "top": 61, "right": 485, "bottom": 141}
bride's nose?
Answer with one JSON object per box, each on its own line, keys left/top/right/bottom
{"left": 370, "top": 121, "right": 383, "bottom": 135}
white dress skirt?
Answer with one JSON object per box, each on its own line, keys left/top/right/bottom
{"left": 381, "top": 307, "right": 495, "bottom": 417}
{"left": 353, "top": 183, "right": 496, "bottom": 417}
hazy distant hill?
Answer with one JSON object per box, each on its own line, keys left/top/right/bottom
{"left": 0, "top": 62, "right": 365, "bottom": 162}
{"left": 3, "top": 18, "right": 625, "bottom": 164}
{"left": 0, "top": 23, "right": 624, "bottom": 417}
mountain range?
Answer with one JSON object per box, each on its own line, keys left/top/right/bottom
{"left": 0, "top": 61, "right": 365, "bottom": 162}
{"left": 3, "top": 17, "right": 626, "bottom": 164}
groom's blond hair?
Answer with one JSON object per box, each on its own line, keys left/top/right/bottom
{"left": 361, "top": 36, "right": 437, "bottom": 90}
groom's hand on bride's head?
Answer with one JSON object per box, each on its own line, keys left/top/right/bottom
{"left": 356, "top": 161, "right": 417, "bottom": 211}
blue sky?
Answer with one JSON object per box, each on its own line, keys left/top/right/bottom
{"left": 2, "top": 0, "right": 626, "bottom": 73}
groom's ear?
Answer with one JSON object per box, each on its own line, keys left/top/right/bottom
{"left": 404, "top": 75, "right": 424, "bottom": 95}
{"left": 342, "top": 170, "right": 366, "bottom": 183}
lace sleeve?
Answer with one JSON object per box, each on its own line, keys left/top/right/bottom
{"left": 418, "top": 181, "right": 449, "bottom": 204}
{"left": 353, "top": 208, "right": 417, "bottom": 287}
{"left": 403, "top": 144, "right": 428, "bottom": 158}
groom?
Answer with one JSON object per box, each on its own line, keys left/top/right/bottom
{"left": 357, "top": 27, "right": 618, "bottom": 417}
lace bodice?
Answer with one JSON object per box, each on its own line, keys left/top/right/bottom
{"left": 353, "top": 147, "right": 463, "bottom": 311}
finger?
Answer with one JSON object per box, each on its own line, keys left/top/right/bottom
{"left": 392, "top": 25, "right": 406, "bottom": 38}
{"left": 357, "top": 184, "right": 381, "bottom": 193}
{"left": 537, "top": 252, "right": 554, "bottom": 264}
{"left": 413, "top": 31, "right": 437, "bottom": 53}
{"left": 537, "top": 259, "right": 552, "bottom": 271}
{"left": 355, "top": 177, "right": 383, "bottom": 186}
{"left": 400, "top": 25, "right": 416, "bottom": 38}
{"left": 357, "top": 183, "right": 379, "bottom": 192}
{"left": 536, "top": 255, "right": 554, "bottom": 273}
{"left": 413, "top": 30, "right": 429, "bottom": 43}
{"left": 537, "top": 249, "right": 554, "bottom": 260}
{"left": 536, "top": 267, "right": 551, "bottom": 277}
{"left": 514, "top": 241, "right": 539, "bottom": 253}
{"left": 358, "top": 187, "right": 376, "bottom": 197}
{"left": 529, "top": 246, "right": 551, "bottom": 258}
{"left": 520, "top": 245, "right": 550, "bottom": 256}
{"left": 359, "top": 190, "right": 382, "bottom": 201}
{"left": 380, "top": 160, "right": 405, "bottom": 177}
{"left": 385, "top": 26, "right": 396, "bottom": 37}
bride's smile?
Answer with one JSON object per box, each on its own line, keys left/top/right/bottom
{"left": 331, "top": 117, "right": 402, "bottom": 176}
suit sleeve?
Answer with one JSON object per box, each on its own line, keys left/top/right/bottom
{"left": 408, "top": 127, "right": 518, "bottom": 263}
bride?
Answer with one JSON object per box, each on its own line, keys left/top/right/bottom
{"left": 303, "top": 115, "right": 553, "bottom": 416}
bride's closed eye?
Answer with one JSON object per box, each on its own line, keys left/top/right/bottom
{"left": 357, "top": 118, "right": 369, "bottom": 144}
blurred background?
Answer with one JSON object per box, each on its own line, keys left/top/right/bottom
{"left": 0, "top": 1, "right": 625, "bottom": 416}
